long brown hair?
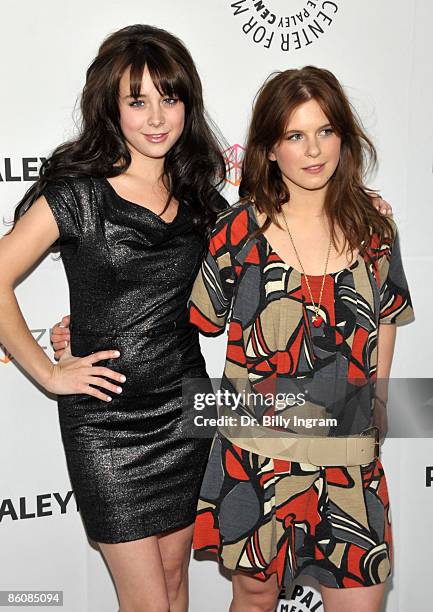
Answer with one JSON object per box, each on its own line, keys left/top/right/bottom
{"left": 239, "top": 65, "right": 394, "bottom": 252}
{"left": 11, "top": 24, "right": 227, "bottom": 235}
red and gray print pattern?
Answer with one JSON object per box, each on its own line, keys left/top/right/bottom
{"left": 189, "top": 202, "right": 414, "bottom": 588}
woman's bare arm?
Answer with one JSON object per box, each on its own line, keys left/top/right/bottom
{"left": 0, "top": 197, "right": 124, "bottom": 400}
{"left": 0, "top": 197, "right": 60, "bottom": 385}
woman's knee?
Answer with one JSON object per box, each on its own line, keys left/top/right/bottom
{"left": 118, "top": 583, "right": 170, "bottom": 612}
{"left": 158, "top": 523, "right": 193, "bottom": 600}
{"left": 161, "top": 555, "right": 189, "bottom": 599}
{"left": 119, "top": 597, "right": 169, "bottom": 612}
{"left": 232, "top": 573, "right": 280, "bottom": 611}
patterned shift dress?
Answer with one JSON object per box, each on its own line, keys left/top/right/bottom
{"left": 188, "top": 201, "right": 414, "bottom": 589}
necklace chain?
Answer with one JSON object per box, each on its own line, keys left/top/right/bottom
{"left": 280, "top": 206, "right": 332, "bottom": 323}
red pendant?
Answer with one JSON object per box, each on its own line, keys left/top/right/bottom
{"left": 312, "top": 315, "right": 323, "bottom": 327}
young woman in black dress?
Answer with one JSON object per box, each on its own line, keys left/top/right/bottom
{"left": 0, "top": 25, "right": 227, "bottom": 612}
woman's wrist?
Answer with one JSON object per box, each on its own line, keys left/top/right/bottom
{"left": 34, "top": 360, "right": 57, "bottom": 391}
{"left": 374, "top": 395, "right": 388, "bottom": 408}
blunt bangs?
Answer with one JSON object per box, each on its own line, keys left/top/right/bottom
{"left": 128, "top": 48, "right": 189, "bottom": 103}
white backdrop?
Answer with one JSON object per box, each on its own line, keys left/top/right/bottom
{"left": 0, "top": 1, "right": 432, "bottom": 610}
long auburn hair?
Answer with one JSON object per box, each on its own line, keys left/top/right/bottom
{"left": 239, "top": 65, "right": 394, "bottom": 252}
{"left": 11, "top": 24, "right": 227, "bottom": 236}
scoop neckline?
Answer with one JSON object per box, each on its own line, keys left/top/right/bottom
{"left": 270, "top": 247, "right": 360, "bottom": 277}
{"left": 250, "top": 202, "right": 361, "bottom": 277}
{"left": 102, "top": 177, "right": 182, "bottom": 226}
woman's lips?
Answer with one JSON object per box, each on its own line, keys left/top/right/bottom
{"left": 302, "top": 163, "right": 325, "bottom": 174}
{"left": 143, "top": 133, "right": 169, "bottom": 143}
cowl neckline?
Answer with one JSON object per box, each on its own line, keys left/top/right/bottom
{"left": 97, "top": 177, "right": 194, "bottom": 247}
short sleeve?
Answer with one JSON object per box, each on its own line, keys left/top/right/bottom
{"left": 188, "top": 212, "right": 235, "bottom": 336}
{"left": 378, "top": 222, "right": 415, "bottom": 326}
{"left": 42, "top": 178, "right": 82, "bottom": 245}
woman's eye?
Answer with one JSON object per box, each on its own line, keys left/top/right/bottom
{"left": 128, "top": 97, "right": 179, "bottom": 108}
{"left": 321, "top": 127, "right": 334, "bottom": 136}
{"left": 129, "top": 100, "right": 145, "bottom": 108}
{"left": 288, "top": 133, "right": 302, "bottom": 141}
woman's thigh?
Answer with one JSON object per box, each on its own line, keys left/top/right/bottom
{"left": 157, "top": 522, "right": 194, "bottom": 575}
{"left": 99, "top": 536, "right": 169, "bottom": 611}
{"left": 321, "top": 582, "right": 386, "bottom": 612}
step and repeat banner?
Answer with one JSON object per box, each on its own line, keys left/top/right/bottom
{"left": 0, "top": 1, "right": 432, "bottom": 610}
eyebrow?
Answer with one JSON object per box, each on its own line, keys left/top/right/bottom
{"left": 122, "top": 93, "right": 179, "bottom": 102}
{"left": 123, "top": 93, "right": 148, "bottom": 99}
{"left": 285, "top": 123, "right": 333, "bottom": 134}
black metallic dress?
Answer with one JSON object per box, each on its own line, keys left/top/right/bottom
{"left": 43, "top": 176, "right": 216, "bottom": 543}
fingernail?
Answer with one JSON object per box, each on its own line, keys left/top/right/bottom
{"left": 113, "top": 351, "right": 120, "bottom": 357}
{"left": 106, "top": 396, "right": 112, "bottom": 402}
{"left": 116, "top": 387, "right": 122, "bottom": 394}
{"left": 120, "top": 375, "right": 126, "bottom": 382}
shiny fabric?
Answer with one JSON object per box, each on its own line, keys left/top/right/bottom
{"left": 43, "top": 176, "right": 212, "bottom": 543}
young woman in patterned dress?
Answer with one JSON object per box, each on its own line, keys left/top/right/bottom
{"left": 188, "top": 67, "right": 414, "bottom": 611}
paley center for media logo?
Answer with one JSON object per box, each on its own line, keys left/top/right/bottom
{"left": 0, "top": 490, "right": 78, "bottom": 523}
{"left": 224, "top": 144, "right": 245, "bottom": 186}
{"left": 229, "top": 0, "right": 340, "bottom": 51}
{"left": 0, "top": 157, "right": 46, "bottom": 182}
{"left": 278, "top": 584, "right": 323, "bottom": 611}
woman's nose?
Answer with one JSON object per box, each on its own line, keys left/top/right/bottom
{"left": 305, "top": 138, "right": 321, "bottom": 158}
{"left": 147, "top": 104, "right": 165, "bottom": 127}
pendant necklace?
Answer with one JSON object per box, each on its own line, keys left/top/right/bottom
{"left": 280, "top": 207, "right": 332, "bottom": 328}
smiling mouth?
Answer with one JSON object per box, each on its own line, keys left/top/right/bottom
{"left": 143, "top": 133, "right": 169, "bottom": 142}
{"left": 302, "top": 163, "right": 325, "bottom": 172}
